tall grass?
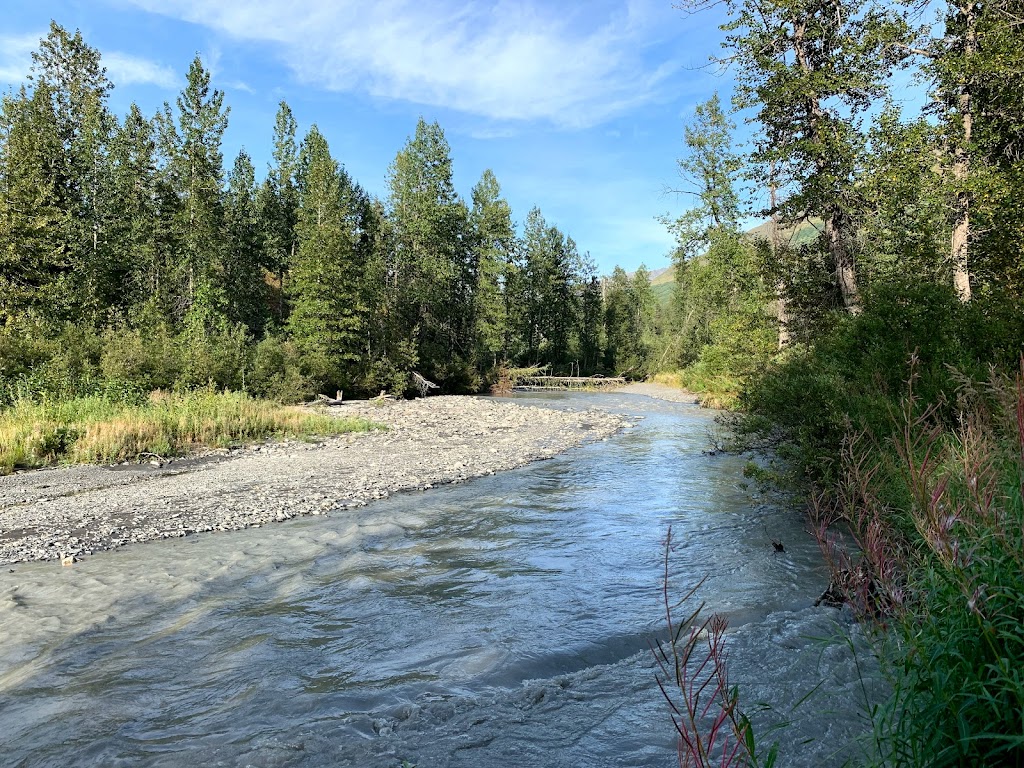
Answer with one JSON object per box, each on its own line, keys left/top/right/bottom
{"left": 651, "top": 370, "right": 741, "bottom": 409}
{"left": 0, "top": 389, "right": 377, "bottom": 474}
{"left": 812, "top": 362, "right": 1024, "bottom": 766}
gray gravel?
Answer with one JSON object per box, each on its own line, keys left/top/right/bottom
{"left": 0, "top": 396, "right": 626, "bottom": 565}
{"left": 616, "top": 382, "right": 701, "bottom": 404}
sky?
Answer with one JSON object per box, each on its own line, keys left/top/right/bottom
{"left": 2, "top": 0, "right": 742, "bottom": 274}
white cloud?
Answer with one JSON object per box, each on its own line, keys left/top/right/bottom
{"left": 123, "top": 0, "right": 679, "bottom": 128}
{"left": 0, "top": 33, "right": 39, "bottom": 86}
{"left": 103, "top": 52, "right": 179, "bottom": 89}
{"left": 0, "top": 32, "right": 177, "bottom": 91}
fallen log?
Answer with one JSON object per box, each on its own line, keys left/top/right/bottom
{"left": 316, "top": 390, "right": 344, "bottom": 405}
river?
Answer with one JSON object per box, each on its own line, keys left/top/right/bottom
{"left": 0, "top": 391, "right": 882, "bottom": 767}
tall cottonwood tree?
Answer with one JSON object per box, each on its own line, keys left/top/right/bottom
{"left": 685, "top": 0, "right": 902, "bottom": 312}
{"left": 904, "top": 0, "right": 1024, "bottom": 299}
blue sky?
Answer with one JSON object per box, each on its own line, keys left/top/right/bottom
{"left": 2, "top": 1, "right": 741, "bottom": 274}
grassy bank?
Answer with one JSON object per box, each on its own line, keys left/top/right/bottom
{"left": 731, "top": 282, "right": 1024, "bottom": 765}
{"left": 0, "top": 390, "right": 377, "bottom": 475}
{"left": 650, "top": 369, "right": 742, "bottom": 409}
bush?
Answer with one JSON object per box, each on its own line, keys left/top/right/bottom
{"left": 250, "top": 334, "right": 312, "bottom": 403}
{"left": 735, "top": 280, "right": 1024, "bottom": 488}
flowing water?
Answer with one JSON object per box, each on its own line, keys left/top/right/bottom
{"left": 0, "top": 392, "right": 883, "bottom": 767}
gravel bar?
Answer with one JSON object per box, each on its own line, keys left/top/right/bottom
{"left": 0, "top": 395, "right": 627, "bottom": 565}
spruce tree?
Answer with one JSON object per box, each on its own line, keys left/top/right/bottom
{"left": 287, "top": 126, "right": 363, "bottom": 393}
{"left": 28, "top": 22, "right": 116, "bottom": 322}
{"left": 386, "top": 118, "right": 472, "bottom": 382}
{"left": 107, "top": 104, "right": 159, "bottom": 315}
{"left": 469, "top": 169, "right": 516, "bottom": 369}
{"left": 224, "top": 150, "right": 268, "bottom": 334}
{"left": 156, "top": 55, "right": 229, "bottom": 324}
{"left": 259, "top": 101, "right": 300, "bottom": 325}
{"left": 0, "top": 85, "right": 71, "bottom": 325}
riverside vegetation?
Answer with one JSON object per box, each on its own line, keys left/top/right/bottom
{"left": 0, "top": 23, "right": 658, "bottom": 470}
{"left": 650, "top": 0, "right": 1024, "bottom": 765}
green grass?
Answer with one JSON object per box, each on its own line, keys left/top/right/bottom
{"left": 0, "top": 389, "right": 379, "bottom": 474}
{"left": 652, "top": 368, "right": 743, "bottom": 409}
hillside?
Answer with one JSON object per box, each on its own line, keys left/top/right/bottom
{"left": 643, "top": 219, "right": 821, "bottom": 305}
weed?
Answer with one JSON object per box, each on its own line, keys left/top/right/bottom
{"left": 653, "top": 527, "right": 778, "bottom": 768}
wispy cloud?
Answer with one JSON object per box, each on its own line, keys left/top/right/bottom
{"left": 0, "top": 32, "right": 39, "bottom": 86}
{"left": 104, "top": 52, "right": 179, "bottom": 89}
{"left": 0, "top": 31, "right": 177, "bottom": 90}
{"left": 123, "top": 0, "right": 679, "bottom": 128}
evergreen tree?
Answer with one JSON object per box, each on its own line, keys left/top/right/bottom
{"left": 28, "top": 22, "right": 117, "bottom": 321}
{"left": 224, "top": 150, "right": 268, "bottom": 334}
{"left": 520, "top": 208, "right": 581, "bottom": 368}
{"left": 469, "top": 169, "right": 516, "bottom": 369}
{"left": 386, "top": 118, "right": 472, "bottom": 383}
{"left": 107, "top": 104, "right": 159, "bottom": 314}
{"left": 259, "top": 101, "right": 300, "bottom": 325}
{"left": 287, "top": 126, "right": 363, "bottom": 393}
{"left": 0, "top": 85, "right": 70, "bottom": 324}
{"left": 156, "top": 55, "right": 229, "bottom": 324}
{"left": 577, "top": 277, "right": 604, "bottom": 374}
{"left": 604, "top": 266, "right": 656, "bottom": 377}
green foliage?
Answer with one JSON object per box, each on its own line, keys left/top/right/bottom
{"left": 287, "top": 126, "right": 364, "bottom": 394}
{"left": 604, "top": 266, "right": 656, "bottom": 378}
{"left": 385, "top": 118, "right": 473, "bottom": 384}
{"left": 737, "top": 279, "right": 1024, "bottom": 485}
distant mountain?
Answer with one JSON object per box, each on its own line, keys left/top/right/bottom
{"left": 635, "top": 219, "right": 822, "bottom": 305}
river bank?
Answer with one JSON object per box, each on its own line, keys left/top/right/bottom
{"left": 0, "top": 396, "right": 627, "bottom": 565}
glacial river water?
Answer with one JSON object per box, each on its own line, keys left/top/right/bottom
{"left": 0, "top": 392, "right": 883, "bottom": 767}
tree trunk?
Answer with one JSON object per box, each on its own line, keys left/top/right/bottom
{"left": 950, "top": 0, "right": 976, "bottom": 302}
{"left": 769, "top": 168, "right": 790, "bottom": 348}
{"left": 827, "top": 209, "right": 860, "bottom": 313}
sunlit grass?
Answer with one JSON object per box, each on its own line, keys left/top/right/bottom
{"left": 0, "top": 390, "right": 379, "bottom": 474}
{"left": 651, "top": 369, "right": 741, "bottom": 409}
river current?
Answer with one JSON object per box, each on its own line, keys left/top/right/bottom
{"left": 0, "top": 392, "right": 882, "bottom": 767}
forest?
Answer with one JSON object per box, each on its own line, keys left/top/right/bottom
{"left": 0, "top": 23, "right": 661, "bottom": 406}
{"left": 659, "top": 0, "right": 1024, "bottom": 765}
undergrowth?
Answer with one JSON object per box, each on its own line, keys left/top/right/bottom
{"left": 810, "top": 362, "right": 1024, "bottom": 766}
{"left": 0, "top": 389, "right": 377, "bottom": 474}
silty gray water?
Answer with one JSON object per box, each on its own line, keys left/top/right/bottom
{"left": 0, "top": 392, "right": 882, "bottom": 767}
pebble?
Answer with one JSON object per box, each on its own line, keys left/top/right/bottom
{"left": 0, "top": 396, "right": 626, "bottom": 565}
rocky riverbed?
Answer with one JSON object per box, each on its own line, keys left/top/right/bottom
{"left": 0, "top": 396, "right": 627, "bottom": 565}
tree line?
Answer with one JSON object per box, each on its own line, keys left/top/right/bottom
{"left": 0, "top": 23, "right": 660, "bottom": 404}
{"left": 660, "top": 0, "right": 1024, "bottom": 406}
{"left": 656, "top": 2, "right": 1024, "bottom": 764}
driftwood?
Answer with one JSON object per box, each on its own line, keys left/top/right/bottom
{"left": 514, "top": 375, "right": 626, "bottom": 390}
{"left": 316, "top": 390, "right": 344, "bottom": 406}
{"left": 412, "top": 372, "right": 439, "bottom": 397}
